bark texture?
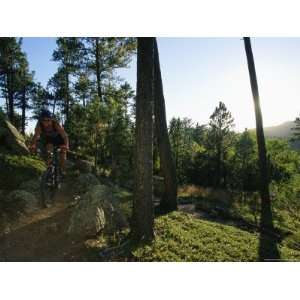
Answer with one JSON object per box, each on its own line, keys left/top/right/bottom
{"left": 153, "top": 38, "right": 177, "bottom": 213}
{"left": 132, "top": 37, "right": 155, "bottom": 241}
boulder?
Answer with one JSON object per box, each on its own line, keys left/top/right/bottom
{"left": 72, "top": 173, "right": 100, "bottom": 195}
{"left": 0, "top": 116, "right": 29, "bottom": 155}
{"left": 68, "top": 184, "right": 128, "bottom": 236}
{"left": 5, "top": 190, "right": 39, "bottom": 214}
{"left": 75, "top": 159, "right": 94, "bottom": 174}
{"left": 19, "top": 180, "right": 41, "bottom": 197}
{"left": 0, "top": 155, "right": 46, "bottom": 190}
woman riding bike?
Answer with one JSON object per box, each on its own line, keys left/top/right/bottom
{"left": 30, "top": 109, "right": 69, "bottom": 175}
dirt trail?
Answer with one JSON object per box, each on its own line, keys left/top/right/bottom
{"left": 0, "top": 190, "right": 87, "bottom": 262}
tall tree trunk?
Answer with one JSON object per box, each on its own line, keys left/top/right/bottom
{"left": 95, "top": 38, "right": 103, "bottom": 102}
{"left": 216, "top": 145, "right": 221, "bottom": 187}
{"left": 131, "top": 37, "right": 155, "bottom": 241}
{"left": 21, "top": 87, "right": 26, "bottom": 135}
{"left": 7, "top": 69, "right": 14, "bottom": 123}
{"left": 65, "top": 71, "right": 70, "bottom": 124}
{"left": 5, "top": 76, "right": 9, "bottom": 114}
{"left": 52, "top": 98, "right": 57, "bottom": 115}
{"left": 153, "top": 38, "right": 177, "bottom": 213}
{"left": 244, "top": 37, "right": 273, "bottom": 227}
{"left": 244, "top": 37, "right": 279, "bottom": 260}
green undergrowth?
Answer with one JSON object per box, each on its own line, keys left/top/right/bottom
{"left": 111, "top": 187, "right": 133, "bottom": 219}
{"left": 0, "top": 154, "right": 46, "bottom": 190}
{"left": 132, "top": 212, "right": 300, "bottom": 262}
{"left": 182, "top": 192, "right": 300, "bottom": 252}
{"left": 86, "top": 211, "right": 300, "bottom": 262}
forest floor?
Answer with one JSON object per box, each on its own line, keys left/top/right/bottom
{"left": 1, "top": 182, "right": 300, "bottom": 262}
{"left": 0, "top": 187, "right": 88, "bottom": 262}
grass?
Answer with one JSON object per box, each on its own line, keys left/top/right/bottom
{"left": 132, "top": 211, "right": 300, "bottom": 262}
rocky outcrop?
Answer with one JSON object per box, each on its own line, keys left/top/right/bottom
{"left": 72, "top": 173, "right": 100, "bottom": 195}
{"left": 74, "top": 159, "right": 94, "bottom": 174}
{"left": 5, "top": 190, "right": 39, "bottom": 214}
{"left": 0, "top": 155, "right": 46, "bottom": 190}
{"left": 19, "top": 180, "right": 41, "bottom": 198}
{"left": 68, "top": 184, "right": 128, "bottom": 236}
{"left": 0, "top": 115, "right": 29, "bottom": 155}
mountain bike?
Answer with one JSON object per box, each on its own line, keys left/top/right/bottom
{"left": 40, "top": 145, "right": 62, "bottom": 208}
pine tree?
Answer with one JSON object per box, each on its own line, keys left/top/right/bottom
{"left": 153, "top": 38, "right": 177, "bottom": 213}
{"left": 206, "top": 101, "right": 235, "bottom": 187}
{"left": 244, "top": 37, "right": 279, "bottom": 260}
{"left": 131, "top": 37, "right": 154, "bottom": 241}
{"left": 52, "top": 38, "right": 84, "bottom": 125}
{"left": 15, "top": 55, "right": 35, "bottom": 134}
{"left": 84, "top": 37, "right": 136, "bottom": 102}
{"left": 291, "top": 115, "right": 300, "bottom": 142}
{"left": 0, "top": 37, "right": 26, "bottom": 125}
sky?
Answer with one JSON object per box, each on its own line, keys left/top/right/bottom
{"left": 6, "top": 37, "right": 300, "bottom": 132}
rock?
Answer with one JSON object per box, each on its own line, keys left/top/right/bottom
{"left": 19, "top": 180, "right": 41, "bottom": 197}
{"left": 0, "top": 116, "right": 29, "bottom": 155}
{"left": 68, "top": 184, "right": 128, "bottom": 236}
{"left": 0, "top": 212, "right": 11, "bottom": 236}
{"left": 73, "top": 173, "right": 100, "bottom": 195}
{"left": 75, "top": 159, "right": 94, "bottom": 174}
{"left": 5, "top": 190, "right": 39, "bottom": 214}
{"left": 0, "top": 155, "right": 46, "bottom": 190}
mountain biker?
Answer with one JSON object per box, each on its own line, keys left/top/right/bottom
{"left": 30, "top": 109, "right": 69, "bottom": 175}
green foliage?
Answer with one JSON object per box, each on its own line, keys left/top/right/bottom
{"left": 169, "top": 117, "right": 195, "bottom": 183}
{"left": 291, "top": 115, "right": 300, "bottom": 142}
{"left": 132, "top": 212, "right": 300, "bottom": 261}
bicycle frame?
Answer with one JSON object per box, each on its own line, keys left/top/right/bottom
{"left": 40, "top": 145, "right": 62, "bottom": 207}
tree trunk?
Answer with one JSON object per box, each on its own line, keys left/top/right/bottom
{"left": 131, "top": 37, "right": 155, "bottom": 241}
{"left": 5, "top": 76, "right": 9, "bottom": 114}
{"left": 243, "top": 37, "right": 273, "bottom": 229}
{"left": 216, "top": 145, "right": 221, "bottom": 187}
{"left": 95, "top": 38, "right": 103, "bottom": 102}
{"left": 65, "top": 71, "right": 70, "bottom": 124}
{"left": 21, "top": 87, "right": 26, "bottom": 135}
{"left": 52, "top": 98, "right": 57, "bottom": 115}
{"left": 244, "top": 37, "right": 280, "bottom": 261}
{"left": 153, "top": 38, "right": 177, "bottom": 213}
{"left": 7, "top": 69, "right": 14, "bottom": 123}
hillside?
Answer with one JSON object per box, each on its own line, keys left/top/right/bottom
{"left": 263, "top": 121, "right": 294, "bottom": 138}
{"left": 249, "top": 120, "right": 300, "bottom": 149}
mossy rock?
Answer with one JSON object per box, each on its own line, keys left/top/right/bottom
{"left": 68, "top": 184, "right": 128, "bottom": 236}
{"left": 72, "top": 173, "right": 100, "bottom": 195}
{"left": 19, "top": 180, "right": 41, "bottom": 198}
{"left": 0, "top": 155, "right": 46, "bottom": 190}
{"left": 0, "top": 118, "right": 29, "bottom": 155}
{"left": 5, "top": 190, "right": 39, "bottom": 215}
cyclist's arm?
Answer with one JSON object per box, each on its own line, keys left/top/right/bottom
{"left": 55, "top": 123, "right": 69, "bottom": 149}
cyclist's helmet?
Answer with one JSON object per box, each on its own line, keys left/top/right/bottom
{"left": 39, "top": 109, "right": 52, "bottom": 120}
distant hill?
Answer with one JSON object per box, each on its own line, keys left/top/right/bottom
{"left": 249, "top": 120, "right": 300, "bottom": 150}
{"left": 263, "top": 121, "right": 295, "bottom": 138}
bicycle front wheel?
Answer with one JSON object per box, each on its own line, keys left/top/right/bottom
{"left": 40, "top": 168, "right": 56, "bottom": 207}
